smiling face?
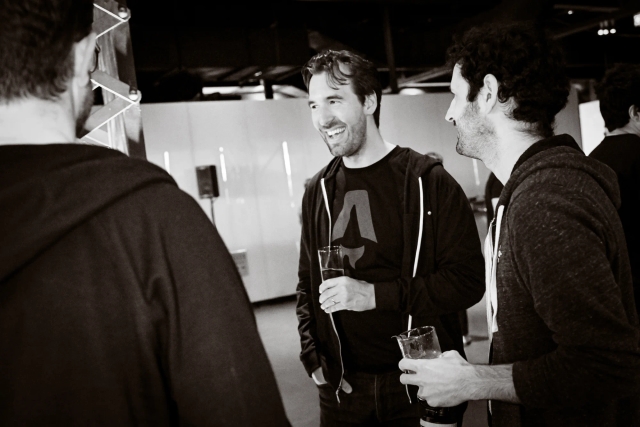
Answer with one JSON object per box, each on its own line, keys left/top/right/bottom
{"left": 308, "top": 71, "right": 368, "bottom": 158}
{"left": 446, "top": 64, "right": 496, "bottom": 160}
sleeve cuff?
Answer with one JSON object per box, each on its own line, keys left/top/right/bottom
{"left": 301, "top": 351, "right": 321, "bottom": 377}
{"left": 512, "top": 359, "right": 552, "bottom": 408}
{"left": 374, "top": 281, "right": 400, "bottom": 311}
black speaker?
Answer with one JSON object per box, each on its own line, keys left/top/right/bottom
{"left": 196, "top": 165, "right": 220, "bottom": 199}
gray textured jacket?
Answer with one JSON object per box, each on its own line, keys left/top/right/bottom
{"left": 490, "top": 134, "right": 640, "bottom": 427}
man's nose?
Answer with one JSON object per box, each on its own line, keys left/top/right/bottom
{"left": 445, "top": 104, "right": 454, "bottom": 123}
{"left": 317, "top": 107, "right": 334, "bottom": 128}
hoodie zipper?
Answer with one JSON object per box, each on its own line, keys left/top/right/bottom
{"left": 320, "top": 178, "right": 345, "bottom": 403}
{"left": 403, "top": 176, "right": 426, "bottom": 404}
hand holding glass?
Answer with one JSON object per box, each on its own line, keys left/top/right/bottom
{"left": 394, "top": 326, "right": 456, "bottom": 426}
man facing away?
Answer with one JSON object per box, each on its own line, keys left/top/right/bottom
{"left": 0, "top": 1, "right": 289, "bottom": 425}
{"left": 296, "top": 50, "right": 485, "bottom": 426}
{"left": 399, "top": 23, "right": 640, "bottom": 427}
{"left": 589, "top": 64, "right": 640, "bottom": 316}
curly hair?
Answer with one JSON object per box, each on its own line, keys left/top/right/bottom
{"left": 302, "top": 50, "right": 382, "bottom": 128}
{"left": 446, "top": 22, "right": 570, "bottom": 139}
{"left": 596, "top": 64, "right": 640, "bottom": 132}
{"left": 0, "top": 0, "right": 94, "bottom": 103}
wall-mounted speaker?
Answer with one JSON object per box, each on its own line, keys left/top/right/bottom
{"left": 195, "top": 165, "right": 220, "bottom": 199}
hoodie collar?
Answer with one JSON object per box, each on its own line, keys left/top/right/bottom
{"left": 498, "top": 134, "right": 621, "bottom": 211}
{"left": 511, "top": 133, "right": 583, "bottom": 176}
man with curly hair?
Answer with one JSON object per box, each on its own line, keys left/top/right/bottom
{"left": 589, "top": 64, "right": 640, "bottom": 316}
{"left": 399, "top": 23, "right": 640, "bottom": 426}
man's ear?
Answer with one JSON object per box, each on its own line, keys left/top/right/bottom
{"left": 73, "top": 32, "right": 97, "bottom": 87}
{"left": 629, "top": 105, "right": 640, "bottom": 123}
{"left": 478, "top": 74, "right": 499, "bottom": 114}
{"left": 363, "top": 92, "right": 377, "bottom": 116}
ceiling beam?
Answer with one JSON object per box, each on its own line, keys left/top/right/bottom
{"left": 397, "top": 65, "right": 451, "bottom": 86}
{"left": 553, "top": 4, "right": 619, "bottom": 13}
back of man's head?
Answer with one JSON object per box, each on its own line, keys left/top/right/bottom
{"left": 446, "top": 22, "right": 570, "bottom": 139}
{"left": 302, "top": 50, "right": 382, "bottom": 128}
{"left": 596, "top": 64, "right": 640, "bottom": 132}
{"left": 0, "top": 0, "right": 94, "bottom": 103}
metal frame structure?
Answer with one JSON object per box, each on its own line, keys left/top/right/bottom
{"left": 81, "top": 0, "right": 146, "bottom": 158}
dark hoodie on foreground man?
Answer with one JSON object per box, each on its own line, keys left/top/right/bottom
{"left": 0, "top": 1, "right": 289, "bottom": 425}
{"left": 0, "top": 146, "right": 290, "bottom": 426}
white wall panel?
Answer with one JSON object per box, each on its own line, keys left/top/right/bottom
{"left": 380, "top": 93, "right": 489, "bottom": 198}
{"left": 142, "top": 91, "right": 581, "bottom": 302}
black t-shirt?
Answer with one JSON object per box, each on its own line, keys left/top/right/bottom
{"left": 330, "top": 146, "right": 405, "bottom": 373}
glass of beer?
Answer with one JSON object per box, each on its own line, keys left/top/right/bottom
{"left": 395, "top": 326, "right": 442, "bottom": 361}
{"left": 318, "top": 246, "right": 344, "bottom": 281}
{"left": 394, "top": 326, "right": 457, "bottom": 427}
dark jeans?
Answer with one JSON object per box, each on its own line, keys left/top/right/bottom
{"left": 318, "top": 370, "right": 420, "bottom": 427}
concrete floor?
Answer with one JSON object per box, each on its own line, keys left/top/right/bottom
{"left": 254, "top": 295, "right": 491, "bottom": 427}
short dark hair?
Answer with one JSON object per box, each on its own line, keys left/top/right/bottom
{"left": 0, "top": 0, "right": 94, "bottom": 103}
{"left": 302, "top": 50, "right": 382, "bottom": 128}
{"left": 596, "top": 64, "right": 640, "bottom": 132}
{"left": 447, "top": 22, "right": 570, "bottom": 139}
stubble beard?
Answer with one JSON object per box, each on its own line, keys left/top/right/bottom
{"left": 455, "top": 101, "right": 496, "bottom": 161}
{"left": 323, "top": 113, "right": 367, "bottom": 158}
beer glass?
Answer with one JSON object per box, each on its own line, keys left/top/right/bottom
{"left": 318, "top": 246, "right": 344, "bottom": 281}
{"left": 394, "top": 326, "right": 456, "bottom": 427}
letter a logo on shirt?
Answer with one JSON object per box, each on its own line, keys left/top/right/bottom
{"left": 332, "top": 190, "right": 377, "bottom": 269}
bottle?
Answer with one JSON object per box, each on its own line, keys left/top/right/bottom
{"left": 419, "top": 398, "right": 457, "bottom": 426}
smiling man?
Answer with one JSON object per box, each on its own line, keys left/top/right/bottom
{"left": 399, "top": 23, "right": 640, "bottom": 427}
{"left": 296, "top": 50, "right": 485, "bottom": 426}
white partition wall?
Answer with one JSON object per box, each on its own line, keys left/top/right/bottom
{"left": 142, "top": 90, "right": 581, "bottom": 302}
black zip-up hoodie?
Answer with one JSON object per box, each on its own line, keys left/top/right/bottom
{"left": 489, "top": 135, "right": 640, "bottom": 426}
{"left": 0, "top": 144, "right": 289, "bottom": 426}
{"left": 296, "top": 146, "right": 485, "bottom": 398}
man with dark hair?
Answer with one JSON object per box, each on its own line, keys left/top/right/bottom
{"left": 399, "top": 23, "right": 640, "bottom": 427}
{"left": 0, "top": 1, "right": 289, "bottom": 425}
{"left": 296, "top": 49, "right": 485, "bottom": 426}
{"left": 590, "top": 64, "right": 640, "bottom": 315}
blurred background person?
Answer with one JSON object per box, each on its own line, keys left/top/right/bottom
{"left": 589, "top": 63, "right": 640, "bottom": 315}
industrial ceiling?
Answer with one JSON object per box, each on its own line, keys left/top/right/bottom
{"left": 124, "top": 0, "right": 640, "bottom": 102}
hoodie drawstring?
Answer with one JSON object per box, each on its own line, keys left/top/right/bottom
{"left": 320, "top": 178, "right": 344, "bottom": 403}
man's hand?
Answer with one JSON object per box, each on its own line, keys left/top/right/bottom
{"left": 399, "top": 351, "right": 520, "bottom": 406}
{"left": 319, "top": 276, "right": 376, "bottom": 313}
{"left": 399, "top": 351, "right": 475, "bottom": 407}
{"left": 311, "top": 368, "right": 352, "bottom": 393}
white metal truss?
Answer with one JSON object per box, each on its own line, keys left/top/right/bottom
{"left": 81, "top": 0, "right": 142, "bottom": 154}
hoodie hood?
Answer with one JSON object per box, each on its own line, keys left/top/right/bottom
{"left": 0, "top": 143, "right": 176, "bottom": 281}
{"left": 499, "top": 134, "right": 621, "bottom": 211}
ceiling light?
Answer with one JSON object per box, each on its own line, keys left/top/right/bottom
{"left": 568, "top": 10, "right": 573, "bottom": 15}
{"left": 603, "top": 29, "right": 609, "bottom": 35}
{"left": 634, "top": 13, "right": 640, "bottom": 27}
{"left": 610, "top": 28, "right": 616, "bottom": 34}
{"left": 598, "top": 29, "right": 604, "bottom": 35}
